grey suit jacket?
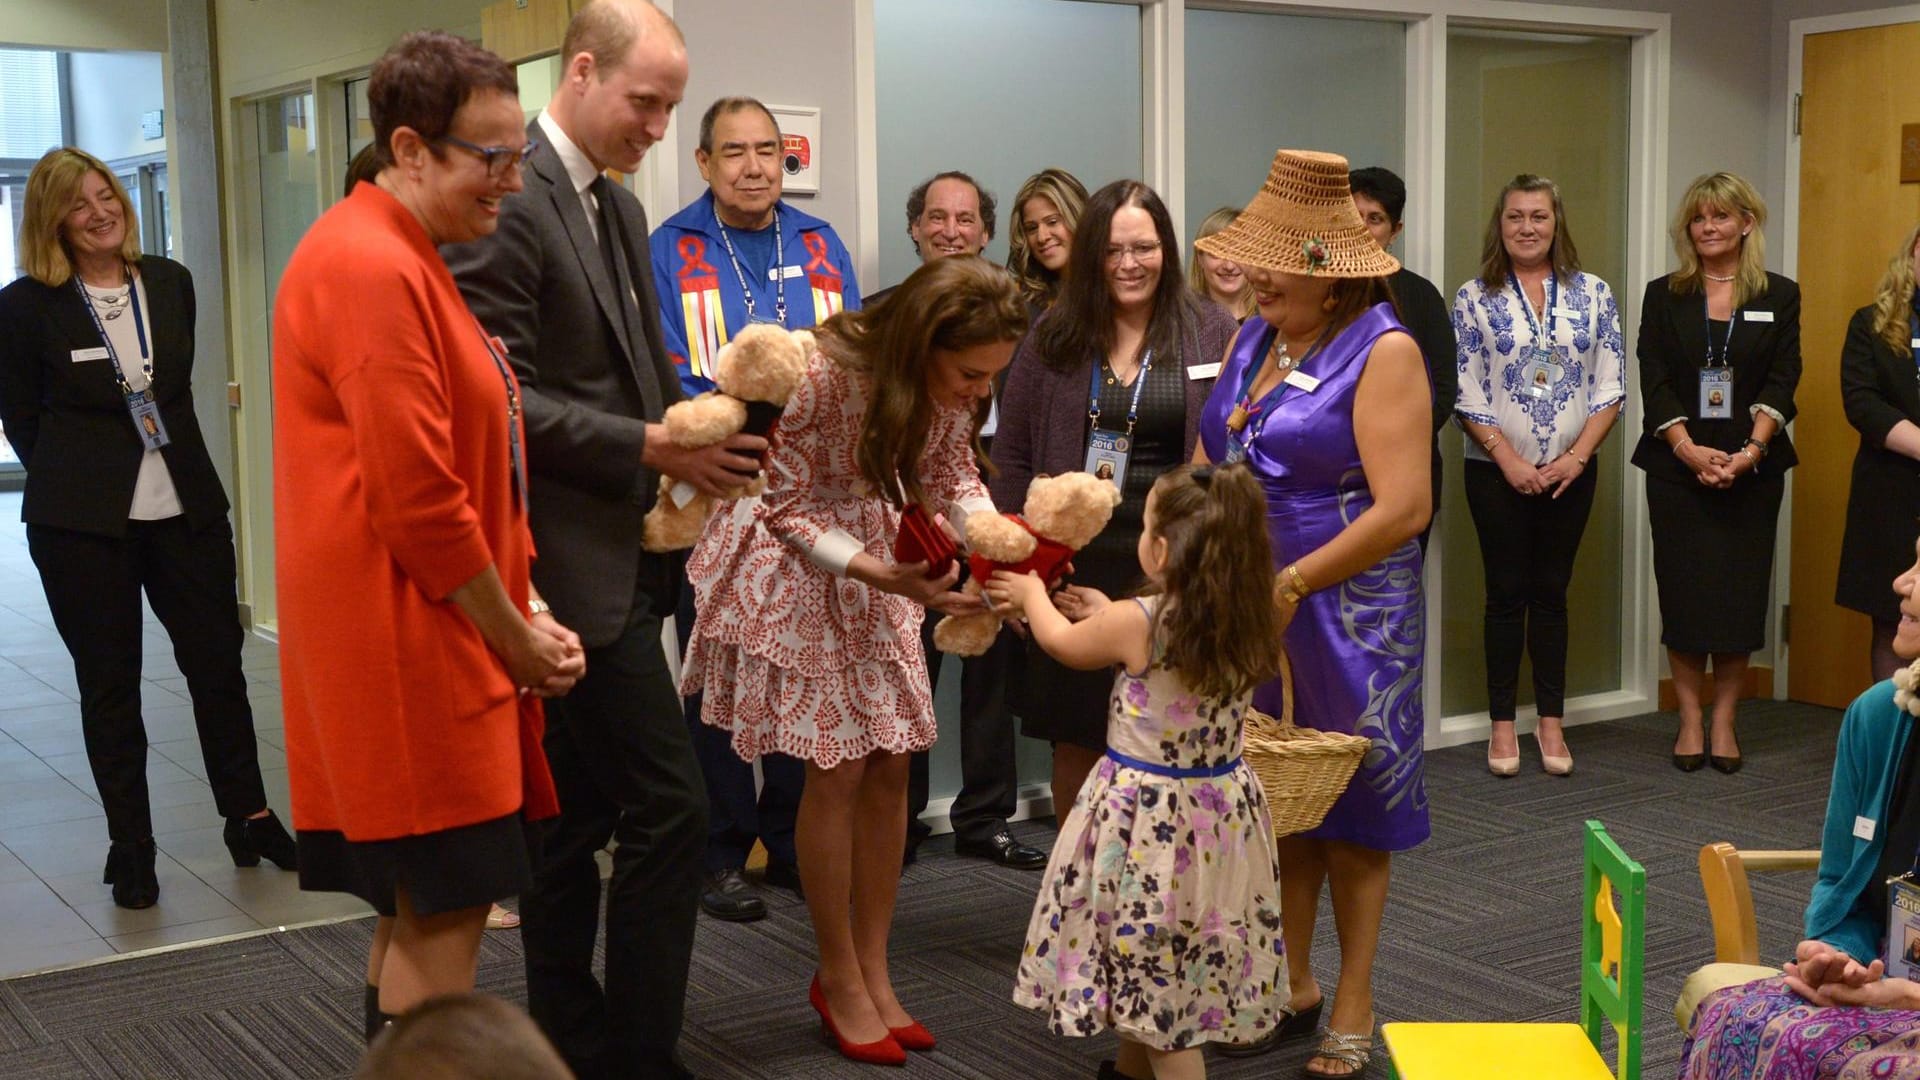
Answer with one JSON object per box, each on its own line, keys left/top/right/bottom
{"left": 444, "top": 119, "right": 684, "bottom": 648}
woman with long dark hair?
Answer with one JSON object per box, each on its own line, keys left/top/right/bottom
{"left": 991, "top": 179, "right": 1236, "bottom": 822}
{"left": 684, "top": 256, "right": 1027, "bottom": 1066}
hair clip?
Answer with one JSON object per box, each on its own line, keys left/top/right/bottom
{"left": 1191, "top": 465, "right": 1215, "bottom": 488}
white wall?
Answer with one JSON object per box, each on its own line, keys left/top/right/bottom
{"left": 70, "top": 51, "right": 165, "bottom": 162}
{"left": 0, "top": 0, "right": 166, "bottom": 52}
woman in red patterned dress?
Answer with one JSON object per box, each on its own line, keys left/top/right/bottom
{"left": 684, "top": 255, "right": 1026, "bottom": 1065}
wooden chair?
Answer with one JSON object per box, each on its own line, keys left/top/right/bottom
{"left": 1673, "top": 842, "right": 1821, "bottom": 1033}
{"left": 1697, "top": 842, "right": 1820, "bottom": 964}
{"left": 1382, "top": 820, "right": 1645, "bottom": 1080}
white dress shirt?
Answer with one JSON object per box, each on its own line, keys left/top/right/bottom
{"left": 84, "top": 275, "right": 183, "bottom": 520}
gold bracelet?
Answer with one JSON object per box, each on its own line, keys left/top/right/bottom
{"left": 1284, "top": 564, "right": 1312, "bottom": 599}
{"left": 1481, "top": 432, "right": 1503, "bottom": 453}
{"left": 528, "top": 598, "right": 552, "bottom": 618}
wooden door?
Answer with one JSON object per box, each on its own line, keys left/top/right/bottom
{"left": 1790, "top": 23, "right": 1920, "bottom": 706}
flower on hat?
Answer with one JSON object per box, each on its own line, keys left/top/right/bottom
{"left": 1302, "top": 238, "right": 1330, "bottom": 275}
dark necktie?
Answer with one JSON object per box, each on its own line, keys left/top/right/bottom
{"left": 592, "top": 175, "right": 627, "bottom": 297}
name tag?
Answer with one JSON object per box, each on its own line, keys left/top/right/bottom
{"left": 1744, "top": 310, "right": 1774, "bottom": 323}
{"left": 1856, "top": 815, "right": 1878, "bottom": 842}
{"left": 71, "top": 347, "right": 110, "bottom": 363}
{"left": 1186, "top": 362, "right": 1221, "bottom": 380}
{"left": 1283, "top": 369, "right": 1321, "bottom": 393}
{"left": 769, "top": 265, "right": 804, "bottom": 281}
{"left": 1550, "top": 306, "right": 1583, "bottom": 321}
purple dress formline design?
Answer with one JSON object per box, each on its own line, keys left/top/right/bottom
{"left": 1199, "top": 303, "right": 1430, "bottom": 852}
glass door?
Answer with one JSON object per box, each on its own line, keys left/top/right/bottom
{"left": 237, "top": 89, "right": 321, "bottom": 629}
{"left": 1436, "top": 28, "right": 1633, "bottom": 720}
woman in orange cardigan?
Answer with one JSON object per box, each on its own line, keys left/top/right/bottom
{"left": 271, "top": 32, "right": 584, "bottom": 1039}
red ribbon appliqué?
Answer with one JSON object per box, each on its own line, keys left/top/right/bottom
{"left": 802, "top": 232, "right": 836, "bottom": 276}
{"left": 677, "top": 236, "right": 718, "bottom": 277}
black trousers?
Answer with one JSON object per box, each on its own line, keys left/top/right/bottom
{"left": 27, "top": 516, "right": 265, "bottom": 843}
{"left": 907, "top": 612, "right": 1020, "bottom": 847}
{"left": 522, "top": 566, "right": 706, "bottom": 1080}
{"left": 1462, "top": 459, "right": 1598, "bottom": 720}
{"left": 675, "top": 585, "right": 801, "bottom": 872}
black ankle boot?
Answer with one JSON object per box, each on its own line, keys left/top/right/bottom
{"left": 102, "top": 839, "right": 159, "bottom": 909}
{"left": 224, "top": 810, "right": 298, "bottom": 870}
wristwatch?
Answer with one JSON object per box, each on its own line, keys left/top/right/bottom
{"left": 1743, "top": 437, "right": 1769, "bottom": 458}
{"left": 528, "top": 598, "right": 553, "bottom": 618}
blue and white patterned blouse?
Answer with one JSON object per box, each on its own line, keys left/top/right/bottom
{"left": 1452, "top": 271, "right": 1627, "bottom": 465}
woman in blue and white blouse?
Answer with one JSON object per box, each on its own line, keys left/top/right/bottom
{"left": 1453, "top": 174, "right": 1626, "bottom": 779}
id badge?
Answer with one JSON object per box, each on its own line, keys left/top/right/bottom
{"left": 125, "top": 389, "right": 170, "bottom": 450}
{"left": 1521, "top": 350, "right": 1560, "bottom": 400}
{"left": 1698, "top": 368, "right": 1733, "bottom": 419}
{"left": 1084, "top": 428, "right": 1131, "bottom": 494}
{"left": 1885, "top": 873, "right": 1920, "bottom": 979}
{"left": 1222, "top": 437, "right": 1249, "bottom": 465}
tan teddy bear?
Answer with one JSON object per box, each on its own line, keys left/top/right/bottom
{"left": 641, "top": 323, "right": 812, "bottom": 552}
{"left": 931, "top": 472, "right": 1123, "bottom": 656}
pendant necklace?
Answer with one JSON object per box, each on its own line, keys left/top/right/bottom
{"left": 1226, "top": 340, "right": 1298, "bottom": 433}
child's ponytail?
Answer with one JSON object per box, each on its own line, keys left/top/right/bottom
{"left": 1149, "top": 464, "right": 1287, "bottom": 698}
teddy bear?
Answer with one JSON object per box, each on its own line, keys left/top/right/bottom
{"left": 931, "top": 471, "right": 1123, "bottom": 656}
{"left": 641, "top": 323, "right": 812, "bottom": 552}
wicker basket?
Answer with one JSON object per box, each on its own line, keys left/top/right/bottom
{"left": 1242, "top": 653, "right": 1372, "bottom": 838}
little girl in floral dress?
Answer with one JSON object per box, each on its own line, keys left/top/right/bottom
{"left": 986, "top": 463, "right": 1289, "bottom": 1080}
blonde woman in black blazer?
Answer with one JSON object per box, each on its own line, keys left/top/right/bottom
{"left": 1631, "top": 172, "right": 1799, "bottom": 776}
{"left": 0, "top": 148, "right": 293, "bottom": 910}
{"left": 1837, "top": 223, "right": 1920, "bottom": 683}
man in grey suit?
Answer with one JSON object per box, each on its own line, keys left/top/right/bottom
{"left": 444, "top": 3, "right": 763, "bottom": 1077}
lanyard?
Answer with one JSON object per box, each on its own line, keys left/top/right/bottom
{"left": 1224, "top": 327, "right": 1332, "bottom": 452}
{"left": 1508, "top": 271, "right": 1557, "bottom": 352}
{"left": 715, "top": 208, "right": 786, "bottom": 325}
{"left": 1706, "top": 306, "right": 1740, "bottom": 368}
{"left": 475, "top": 321, "right": 528, "bottom": 512}
{"left": 1088, "top": 348, "right": 1153, "bottom": 436}
{"left": 74, "top": 265, "right": 151, "bottom": 393}
{"left": 1909, "top": 313, "right": 1920, "bottom": 381}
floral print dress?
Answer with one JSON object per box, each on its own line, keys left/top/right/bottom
{"left": 1014, "top": 598, "right": 1284, "bottom": 1050}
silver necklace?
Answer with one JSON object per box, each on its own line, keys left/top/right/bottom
{"left": 86, "top": 283, "right": 130, "bottom": 320}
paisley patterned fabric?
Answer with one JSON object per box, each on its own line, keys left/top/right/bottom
{"left": 1198, "top": 306, "right": 1430, "bottom": 851}
{"left": 1453, "top": 271, "right": 1628, "bottom": 465}
{"left": 683, "top": 349, "right": 988, "bottom": 768}
{"left": 1015, "top": 597, "right": 1284, "bottom": 1050}
{"left": 1681, "top": 976, "right": 1920, "bottom": 1079}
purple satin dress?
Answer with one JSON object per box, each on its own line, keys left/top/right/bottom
{"left": 1200, "top": 303, "right": 1429, "bottom": 851}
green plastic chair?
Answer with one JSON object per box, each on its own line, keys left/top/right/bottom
{"left": 1382, "top": 819, "right": 1645, "bottom": 1080}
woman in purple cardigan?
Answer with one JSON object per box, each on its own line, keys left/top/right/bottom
{"left": 988, "top": 179, "right": 1235, "bottom": 816}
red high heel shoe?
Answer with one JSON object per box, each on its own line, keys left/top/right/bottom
{"left": 809, "top": 973, "right": 906, "bottom": 1067}
{"left": 888, "top": 1021, "right": 936, "bottom": 1052}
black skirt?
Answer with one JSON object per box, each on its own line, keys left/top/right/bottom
{"left": 1646, "top": 470, "right": 1785, "bottom": 654}
{"left": 296, "top": 811, "right": 531, "bottom": 917}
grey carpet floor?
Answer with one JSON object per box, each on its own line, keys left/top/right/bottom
{"left": 0, "top": 701, "right": 1838, "bottom": 1078}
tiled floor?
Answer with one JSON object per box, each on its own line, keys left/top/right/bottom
{"left": 0, "top": 492, "right": 370, "bottom": 978}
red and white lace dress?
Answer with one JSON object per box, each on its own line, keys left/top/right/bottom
{"left": 682, "top": 347, "right": 993, "bottom": 769}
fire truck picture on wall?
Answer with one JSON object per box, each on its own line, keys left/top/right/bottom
{"left": 768, "top": 104, "right": 821, "bottom": 194}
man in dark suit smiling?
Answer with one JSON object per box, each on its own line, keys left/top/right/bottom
{"left": 443, "top": 2, "right": 764, "bottom": 1077}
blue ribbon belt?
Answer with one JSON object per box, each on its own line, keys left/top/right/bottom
{"left": 1105, "top": 748, "right": 1242, "bottom": 779}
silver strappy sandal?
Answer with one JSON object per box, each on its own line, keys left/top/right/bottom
{"left": 1303, "top": 1022, "right": 1374, "bottom": 1078}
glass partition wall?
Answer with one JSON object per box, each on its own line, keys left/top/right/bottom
{"left": 1437, "top": 28, "right": 1634, "bottom": 723}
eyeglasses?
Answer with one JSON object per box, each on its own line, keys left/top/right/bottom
{"left": 1105, "top": 240, "right": 1163, "bottom": 265}
{"left": 438, "top": 135, "right": 538, "bottom": 179}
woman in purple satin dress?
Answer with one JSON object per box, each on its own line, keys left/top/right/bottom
{"left": 1195, "top": 150, "right": 1432, "bottom": 1079}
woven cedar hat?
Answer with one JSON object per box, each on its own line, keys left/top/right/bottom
{"left": 1196, "top": 149, "right": 1400, "bottom": 278}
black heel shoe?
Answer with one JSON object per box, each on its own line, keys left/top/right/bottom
{"left": 224, "top": 810, "right": 298, "bottom": 870}
{"left": 1673, "top": 753, "right": 1706, "bottom": 772}
{"left": 103, "top": 839, "right": 159, "bottom": 909}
